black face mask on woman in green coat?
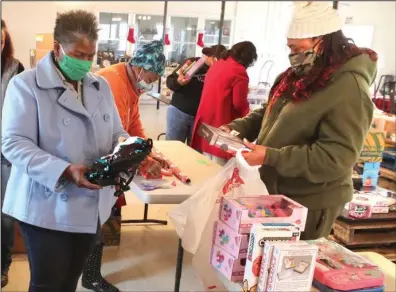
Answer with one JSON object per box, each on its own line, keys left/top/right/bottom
{"left": 228, "top": 54, "right": 377, "bottom": 240}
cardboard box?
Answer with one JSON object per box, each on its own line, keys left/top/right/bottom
{"left": 363, "top": 162, "right": 381, "bottom": 171}
{"left": 372, "top": 112, "right": 395, "bottom": 137}
{"left": 197, "top": 123, "right": 245, "bottom": 155}
{"left": 210, "top": 244, "right": 246, "bottom": 282}
{"left": 243, "top": 223, "right": 300, "bottom": 291}
{"left": 348, "top": 196, "right": 375, "bottom": 219}
{"left": 213, "top": 220, "right": 250, "bottom": 258}
{"left": 266, "top": 243, "right": 318, "bottom": 292}
{"left": 309, "top": 238, "right": 384, "bottom": 291}
{"left": 102, "top": 215, "right": 121, "bottom": 246}
{"left": 347, "top": 191, "right": 396, "bottom": 214}
{"left": 359, "top": 131, "right": 386, "bottom": 163}
{"left": 361, "top": 170, "right": 379, "bottom": 187}
{"left": 258, "top": 241, "right": 311, "bottom": 292}
{"left": 219, "top": 195, "right": 308, "bottom": 233}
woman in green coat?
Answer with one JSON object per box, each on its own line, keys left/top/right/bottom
{"left": 222, "top": 2, "right": 378, "bottom": 240}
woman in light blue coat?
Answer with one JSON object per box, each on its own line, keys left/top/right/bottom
{"left": 1, "top": 10, "right": 131, "bottom": 292}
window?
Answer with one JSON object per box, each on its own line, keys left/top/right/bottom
{"left": 168, "top": 16, "right": 198, "bottom": 63}
{"left": 204, "top": 19, "right": 232, "bottom": 48}
{"left": 98, "top": 13, "right": 129, "bottom": 61}
{"left": 136, "top": 14, "right": 164, "bottom": 49}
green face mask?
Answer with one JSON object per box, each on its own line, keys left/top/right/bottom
{"left": 58, "top": 45, "right": 92, "bottom": 81}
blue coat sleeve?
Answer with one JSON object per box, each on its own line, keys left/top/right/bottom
{"left": 1, "top": 75, "right": 71, "bottom": 192}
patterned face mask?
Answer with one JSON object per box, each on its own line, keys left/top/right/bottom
{"left": 288, "top": 42, "right": 320, "bottom": 75}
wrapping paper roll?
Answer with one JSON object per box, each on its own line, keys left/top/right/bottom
{"left": 153, "top": 149, "right": 191, "bottom": 184}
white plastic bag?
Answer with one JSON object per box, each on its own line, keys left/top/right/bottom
{"left": 168, "top": 149, "right": 268, "bottom": 255}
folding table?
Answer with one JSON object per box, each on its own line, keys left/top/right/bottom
{"left": 122, "top": 141, "right": 222, "bottom": 291}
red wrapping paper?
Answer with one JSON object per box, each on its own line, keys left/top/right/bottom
{"left": 152, "top": 149, "right": 191, "bottom": 184}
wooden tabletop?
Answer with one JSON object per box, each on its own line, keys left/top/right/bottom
{"left": 127, "top": 141, "right": 222, "bottom": 204}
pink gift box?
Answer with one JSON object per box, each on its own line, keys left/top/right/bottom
{"left": 310, "top": 239, "right": 384, "bottom": 291}
{"left": 210, "top": 244, "right": 246, "bottom": 282}
{"left": 219, "top": 195, "right": 308, "bottom": 233}
{"left": 213, "top": 220, "right": 250, "bottom": 258}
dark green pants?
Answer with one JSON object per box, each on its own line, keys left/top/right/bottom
{"left": 300, "top": 204, "right": 344, "bottom": 240}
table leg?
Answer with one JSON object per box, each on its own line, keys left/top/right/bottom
{"left": 121, "top": 204, "right": 168, "bottom": 225}
{"left": 174, "top": 239, "right": 184, "bottom": 292}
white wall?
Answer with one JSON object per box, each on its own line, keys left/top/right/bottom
{"left": 231, "top": 1, "right": 396, "bottom": 85}
{"left": 232, "top": 1, "right": 292, "bottom": 86}
{"left": 2, "top": 1, "right": 236, "bottom": 68}
{"left": 340, "top": 1, "right": 396, "bottom": 80}
{"left": 2, "top": 2, "right": 58, "bottom": 69}
{"left": 2, "top": 1, "right": 395, "bottom": 83}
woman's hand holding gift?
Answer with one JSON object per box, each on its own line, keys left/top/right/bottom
{"left": 241, "top": 139, "right": 267, "bottom": 166}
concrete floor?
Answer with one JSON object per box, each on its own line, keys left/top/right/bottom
{"left": 4, "top": 104, "right": 208, "bottom": 292}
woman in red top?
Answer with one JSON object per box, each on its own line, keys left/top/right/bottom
{"left": 191, "top": 41, "right": 257, "bottom": 165}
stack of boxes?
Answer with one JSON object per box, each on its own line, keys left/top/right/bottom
{"left": 210, "top": 195, "right": 319, "bottom": 291}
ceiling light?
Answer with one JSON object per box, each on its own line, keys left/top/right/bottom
{"left": 143, "top": 16, "right": 147, "bottom": 20}
{"left": 147, "top": 16, "right": 151, "bottom": 20}
{"left": 138, "top": 16, "right": 142, "bottom": 20}
{"left": 112, "top": 17, "right": 122, "bottom": 22}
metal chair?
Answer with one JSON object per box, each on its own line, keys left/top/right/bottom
{"left": 157, "top": 133, "right": 166, "bottom": 140}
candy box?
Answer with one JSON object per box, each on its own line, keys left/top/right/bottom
{"left": 348, "top": 195, "right": 376, "bottom": 219}
{"left": 210, "top": 244, "right": 246, "bottom": 282}
{"left": 219, "top": 195, "right": 308, "bottom": 233}
{"left": 347, "top": 191, "right": 396, "bottom": 215}
{"left": 243, "top": 223, "right": 300, "bottom": 291}
{"left": 309, "top": 238, "right": 384, "bottom": 291}
{"left": 266, "top": 243, "right": 318, "bottom": 292}
{"left": 197, "top": 123, "right": 245, "bottom": 155}
{"left": 213, "top": 220, "right": 250, "bottom": 258}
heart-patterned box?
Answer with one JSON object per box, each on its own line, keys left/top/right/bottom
{"left": 210, "top": 243, "right": 246, "bottom": 282}
{"left": 213, "top": 219, "right": 250, "bottom": 258}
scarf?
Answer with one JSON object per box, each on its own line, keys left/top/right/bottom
{"left": 268, "top": 44, "right": 378, "bottom": 112}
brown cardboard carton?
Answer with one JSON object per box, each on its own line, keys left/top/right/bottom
{"left": 197, "top": 123, "right": 245, "bottom": 155}
{"left": 358, "top": 130, "right": 386, "bottom": 163}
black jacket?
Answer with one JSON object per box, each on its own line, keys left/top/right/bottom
{"left": 166, "top": 57, "right": 209, "bottom": 117}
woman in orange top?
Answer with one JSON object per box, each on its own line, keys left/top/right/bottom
{"left": 82, "top": 41, "right": 166, "bottom": 292}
